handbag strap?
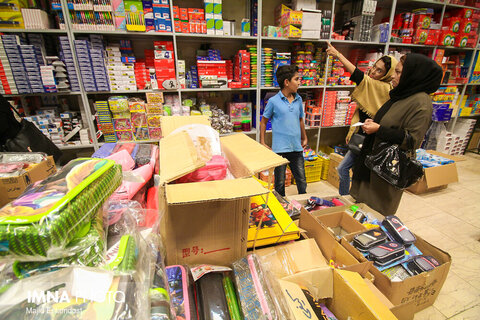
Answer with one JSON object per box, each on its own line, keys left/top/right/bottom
{"left": 9, "top": 105, "right": 22, "bottom": 118}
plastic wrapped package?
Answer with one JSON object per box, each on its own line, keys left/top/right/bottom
{"left": 12, "top": 209, "right": 106, "bottom": 278}
{"left": 113, "top": 143, "right": 136, "bottom": 155}
{"left": 110, "top": 162, "right": 154, "bottom": 201}
{"left": 107, "top": 149, "right": 136, "bottom": 171}
{"left": 0, "top": 152, "right": 47, "bottom": 164}
{"left": 135, "top": 144, "right": 154, "bottom": 167}
{"left": 103, "top": 206, "right": 153, "bottom": 320}
{"left": 92, "top": 143, "right": 117, "bottom": 158}
{"left": 0, "top": 158, "right": 122, "bottom": 261}
{"left": 195, "top": 272, "right": 232, "bottom": 320}
{"left": 0, "top": 163, "right": 26, "bottom": 177}
{"left": 232, "top": 254, "right": 293, "bottom": 320}
{"left": 170, "top": 124, "right": 222, "bottom": 160}
{"left": 0, "top": 266, "right": 150, "bottom": 320}
{"left": 166, "top": 265, "right": 197, "bottom": 320}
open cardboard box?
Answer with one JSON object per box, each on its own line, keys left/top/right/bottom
{"left": 280, "top": 268, "right": 399, "bottom": 320}
{"left": 158, "top": 116, "right": 288, "bottom": 265}
{"left": 299, "top": 207, "right": 373, "bottom": 277}
{"left": 0, "top": 155, "right": 56, "bottom": 207}
{"left": 341, "top": 231, "right": 451, "bottom": 316}
{"left": 407, "top": 150, "right": 459, "bottom": 194}
{"left": 311, "top": 209, "right": 367, "bottom": 241}
{"left": 286, "top": 192, "right": 352, "bottom": 215}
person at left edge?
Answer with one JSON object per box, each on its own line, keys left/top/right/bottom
{"left": 260, "top": 65, "right": 308, "bottom": 197}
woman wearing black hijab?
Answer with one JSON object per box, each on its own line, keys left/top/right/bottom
{"left": 350, "top": 53, "right": 443, "bottom": 215}
{"left": 0, "top": 95, "right": 21, "bottom": 147}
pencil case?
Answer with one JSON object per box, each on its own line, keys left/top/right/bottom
{"left": 382, "top": 215, "right": 416, "bottom": 245}
{"left": 353, "top": 229, "right": 388, "bottom": 252}
{"left": 223, "top": 275, "right": 242, "bottom": 320}
{"left": 195, "top": 272, "right": 231, "bottom": 320}
{"left": 106, "top": 234, "right": 138, "bottom": 273}
{"left": 368, "top": 241, "right": 405, "bottom": 266}
{"left": 406, "top": 255, "right": 440, "bottom": 275}
{"left": 232, "top": 254, "right": 286, "bottom": 320}
{"left": 166, "top": 265, "right": 197, "bottom": 320}
{"left": 0, "top": 158, "right": 122, "bottom": 260}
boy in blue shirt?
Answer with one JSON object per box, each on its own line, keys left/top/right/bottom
{"left": 260, "top": 65, "right": 307, "bottom": 196}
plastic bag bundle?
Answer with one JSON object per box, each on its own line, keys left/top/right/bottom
{"left": 0, "top": 158, "right": 122, "bottom": 260}
{"left": 12, "top": 211, "right": 106, "bottom": 278}
{"left": 232, "top": 254, "right": 292, "bottom": 320}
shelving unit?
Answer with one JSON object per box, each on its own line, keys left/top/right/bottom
{"left": 1, "top": 0, "right": 478, "bottom": 152}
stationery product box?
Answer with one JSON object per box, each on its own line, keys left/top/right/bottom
{"left": 341, "top": 230, "right": 451, "bottom": 316}
{"left": 407, "top": 150, "right": 459, "bottom": 194}
{"left": 292, "top": 0, "right": 316, "bottom": 10}
{"left": 301, "top": 10, "right": 322, "bottom": 31}
{"left": 0, "top": 155, "right": 56, "bottom": 207}
{"left": 159, "top": 116, "right": 288, "bottom": 265}
{"left": 241, "top": 18, "right": 250, "bottom": 36}
{"left": 283, "top": 24, "right": 302, "bottom": 38}
{"left": 214, "top": 19, "right": 223, "bottom": 35}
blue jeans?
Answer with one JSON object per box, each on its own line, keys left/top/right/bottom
{"left": 274, "top": 151, "right": 307, "bottom": 197}
{"left": 337, "top": 150, "right": 356, "bottom": 195}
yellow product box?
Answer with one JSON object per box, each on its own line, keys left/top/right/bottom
{"left": 275, "top": 4, "right": 291, "bottom": 24}
{"left": 0, "top": 11, "right": 23, "bottom": 28}
{"left": 0, "top": 0, "right": 27, "bottom": 12}
{"left": 283, "top": 24, "right": 302, "bottom": 38}
{"left": 280, "top": 10, "right": 303, "bottom": 27}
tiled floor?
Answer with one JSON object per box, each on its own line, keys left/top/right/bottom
{"left": 285, "top": 152, "right": 480, "bottom": 320}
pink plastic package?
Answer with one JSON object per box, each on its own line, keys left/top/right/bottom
{"left": 106, "top": 149, "right": 135, "bottom": 171}
{"left": 111, "top": 162, "right": 154, "bottom": 201}
{"left": 176, "top": 155, "right": 228, "bottom": 184}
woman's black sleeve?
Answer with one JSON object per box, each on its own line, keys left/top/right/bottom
{"left": 350, "top": 68, "right": 365, "bottom": 85}
{"left": 377, "top": 126, "right": 405, "bottom": 145}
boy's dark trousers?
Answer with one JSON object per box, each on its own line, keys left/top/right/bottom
{"left": 274, "top": 151, "right": 307, "bottom": 197}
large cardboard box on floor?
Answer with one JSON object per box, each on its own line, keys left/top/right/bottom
{"left": 407, "top": 150, "right": 459, "bottom": 194}
{"left": 0, "top": 155, "right": 56, "bottom": 207}
{"left": 327, "top": 152, "right": 344, "bottom": 189}
{"left": 158, "top": 116, "right": 288, "bottom": 265}
{"left": 341, "top": 231, "right": 451, "bottom": 315}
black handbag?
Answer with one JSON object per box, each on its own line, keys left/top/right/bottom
{"left": 364, "top": 133, "right": 424, "bottom": 189}
{"left": 3, "top": 107, "right": 62, "bottom": 162}
{"left": 347, "top": 133, "right": 365, "bottom": 155}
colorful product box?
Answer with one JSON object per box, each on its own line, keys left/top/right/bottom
{"left": 214, "top": 19, "right": 223, "bottom": 35}
{"left": 275, "top": 4, "right": 291, "bottom": 25}
{"left": 439, "top": 30, "right": 456, "bottom": 46}
{"left": 206, "top": 18, "right": 215, "bottom": 34}
{"left": 204, "top": 1, "right": 214, "bottom": 19}
{"left": 213, "top": 3, "right": 222, "bottom": 19}
{"left": 280, "top": 11, "right": 302, "bottom": 27}
{"left": 241, "top": 18, "right": 250, "bottom": 36}
{"left": 460, "top": 19, "right": 472, "bottom": 33}
{"left": 443, "top": 17, "right": 461, "bottom": 33}
{"left": 455, "top": 33, "right": 468, "bottom": 47}
{"left": 283, "top": 24, "right": 302, "bottom": 38}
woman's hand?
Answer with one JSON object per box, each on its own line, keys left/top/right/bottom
{"left": 362, "top": 119, "right": 380, "bottom": 135}
{"left": 326, "top": 42, "right": 340, "bottom": 59}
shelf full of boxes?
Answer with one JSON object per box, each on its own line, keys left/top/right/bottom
{"left": 0, "top": 0, "right": 478, "bottom": 155}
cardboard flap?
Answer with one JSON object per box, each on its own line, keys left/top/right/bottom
{"left": 256, "top": 239, "right": 328, "bottom": 279}
{"left": 283, "top": 268, "right": 333, "bottom": 300}
{"left": 159, "top": 131, "right": 205, "bottom": 184}
{"left": 166, "top": 177, "right": 268, "bottom": 204}
{"left": 423, "top": 163, "right": 458, "bottom": 188}
{"left": 161, "top": 115, "right": 211, "bottom": 137}
{"left": 333, "top": 270, "right": 398, "bottom": 320}
{"left": 220, "top": 134, "right": 288, "bottom": 177}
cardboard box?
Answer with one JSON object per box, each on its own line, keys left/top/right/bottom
{"left": 299, "top": 207, "right": 373, "bottom": 275}
{"left": 313, "top": 210, "right": 367, "bottom": 240}
{"left": 0, "top": 156, "right": 56, "bottom": 207}
{"left": 159, "top": 116, "right": 288, "bottom": 265}
{"left": 281, "top": 268, "right": 398, "bottom": 319}
{"left": 407, "top": 150, "right": 458, "bottom": 194}
{"left": 341, "top": 232, "right": 451, "bottom": 315}
{"left": 327, "top": 152, "right": 344, "bottom": 189}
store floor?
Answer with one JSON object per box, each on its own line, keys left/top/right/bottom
{"left": 285, "top": 152, "right": 480, "bottom": 320}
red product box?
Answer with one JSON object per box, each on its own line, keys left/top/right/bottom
{"left": 460, "top": 19, "right": 473, "bottom": 33}
{"left": 201, "top": 20, "right": 207, "bottom": 33}
{"left": 188, "top": 8, "right": 204, "bottom": 21}
{"left": 442, "top": 17, "right": 461, "bottom": 33}
{"left": 451, "top": 8, "right": 474, "bottom": 18}
{"left": 425, "top": 29, "right": 440, "bottom": 45}
{"left": 173, "top": 6, "right": 179, "bottom": 19}
{"left": 438, "top": 30, "right": 456, "bottom": 46}
{"left": 228, "top": 82, "right": 242, "bottom": 88}
{"left": 181, "top": 21, "right": 189, "bottom": 33}
{"left": 180, "top": 8, "right": 188, "bottom": 20}
{"left": 189, "top": 21, "right": 196, "bottom": 33}
{"left": 174, "top": 19, "right": 181, "bottom": 32}
{"left": 153, "top": 41, "right": 174, "bottom": 51}
{"left": 455, "top": 33, "right": 469, "bottom": 47}
{"left": 413, "top": 14, "right": 433, "bottom": 29}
